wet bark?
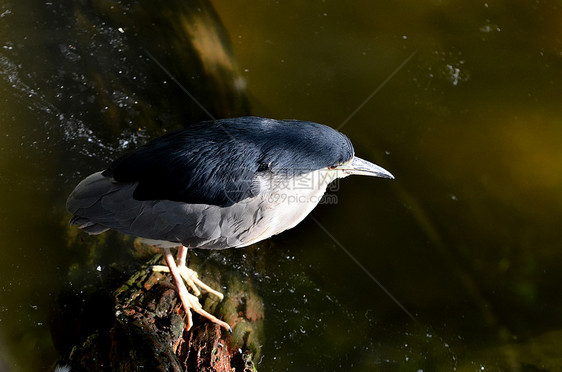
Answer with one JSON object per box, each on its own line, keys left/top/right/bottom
{"left": 54, "top": 253, "right": 263, "bottom": 371}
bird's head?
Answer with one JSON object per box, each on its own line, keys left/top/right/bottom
{"left": 244, "top": 118, "right": 394, "bottom": 196}
{"left": 254, "top": 118, "right": 393, "bottom": 180}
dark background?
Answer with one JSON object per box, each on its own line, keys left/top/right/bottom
{"left": 1, "top": 0, "right": 562, "bottom": 370}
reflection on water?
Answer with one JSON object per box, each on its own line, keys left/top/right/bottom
{"left": 1, "top": 0, "right": 562, "bottom": 370}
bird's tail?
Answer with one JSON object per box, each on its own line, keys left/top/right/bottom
{"left": 69, "top": 215, "right": 110, "bottom": 234}
{"left": 67, "top": 171, "right": 115, "bottom": 235}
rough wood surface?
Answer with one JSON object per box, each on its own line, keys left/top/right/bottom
{"left": 55, "top": 251, "right": 263, "bottom": 371}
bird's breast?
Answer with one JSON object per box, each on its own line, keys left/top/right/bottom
{"left": 235, "top": 168, "right": 338, "bottom": 247}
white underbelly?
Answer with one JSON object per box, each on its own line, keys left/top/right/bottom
{"left": 237, "top": 168, "right": 339, "bottom": 247}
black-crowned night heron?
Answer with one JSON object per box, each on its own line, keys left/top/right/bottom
{"left": 67, "top": 116, "right": 393, "bottom": 331}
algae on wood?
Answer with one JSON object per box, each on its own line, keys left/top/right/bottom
{"left": 55, "top": 251, "right": 263, "bottom": 371}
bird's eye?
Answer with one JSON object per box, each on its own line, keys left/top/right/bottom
{"left": 257, "top": 162, "right": 270, "bottom": 172}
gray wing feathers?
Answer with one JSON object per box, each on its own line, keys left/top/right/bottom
{"left": 66, "top": 171, "right": 114, "bottom": 212}
{"left": 67, "top": 171, "right": 118, "bottom": 234}
{"left": 67, "top": 171, "right": 268, "bottom": 249}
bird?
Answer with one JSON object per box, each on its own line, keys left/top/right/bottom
{"left": 66, "top": 116, "right": 394, "bottom": 331}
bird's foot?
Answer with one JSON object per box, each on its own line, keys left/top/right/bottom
{"left": 151, "top": 264, "right": 224, "bottom": 300}
{"left": 152, "top": 249, "right": 230, "bottom": 332}
{"left": 172, "top": 277, "right": 231, "bottom": 332}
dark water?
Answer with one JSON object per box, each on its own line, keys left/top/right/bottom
{"left": 2, "top": 0, "right": 562, "bottom": 371}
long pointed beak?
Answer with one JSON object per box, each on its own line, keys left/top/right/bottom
{"left": 335, "top": 156, "right": 394, "bottom": 179}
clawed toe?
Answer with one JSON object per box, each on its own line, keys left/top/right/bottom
{"left": 155, "top": 248, "right": 230, "bottom": 331}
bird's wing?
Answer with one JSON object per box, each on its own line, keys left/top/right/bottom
{"left": 67, "top": 171, "right": 267, "bottom": 248}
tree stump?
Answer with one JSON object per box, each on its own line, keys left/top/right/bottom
{"left": 54, "top": 250, "right": 263, "bottom": 371}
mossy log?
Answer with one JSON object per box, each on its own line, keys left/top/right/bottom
{"left": 55, "top": 253, "right": 263, "bottom": 371}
